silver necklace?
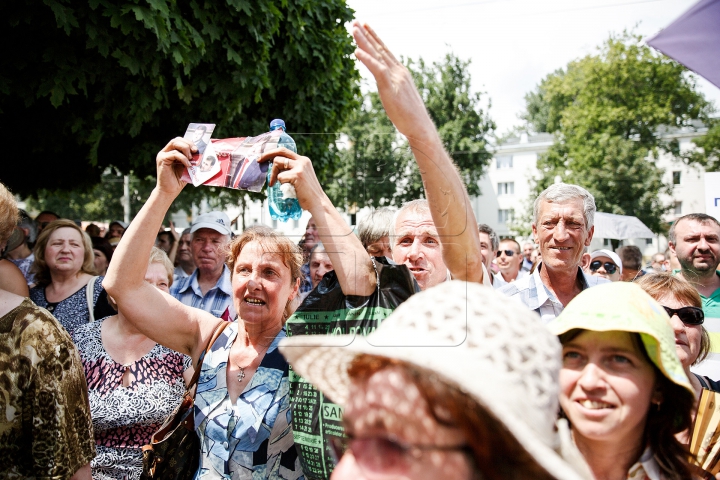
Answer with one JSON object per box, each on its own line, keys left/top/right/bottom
{"left": 234, "top": 331, "right": 269, "bottom": 383}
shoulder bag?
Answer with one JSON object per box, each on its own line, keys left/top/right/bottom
{"left": 140, "top": 321, "right": 229, "bottom": 480}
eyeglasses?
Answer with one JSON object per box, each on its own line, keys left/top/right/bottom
{"left": 496, "top": 249, "right": 516, "bottom": 258}
{"left": 662, "top": 306, "right": 705, "bottom": 325}
{"left": 589, "top": 261, "right": 618, "bottom": 274}
{"left": 328, "top": 433, "right": 470, "bottom": 474}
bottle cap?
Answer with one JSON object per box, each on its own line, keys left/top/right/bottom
{"left": 270, "top": 119, "right": 286, "bottom": 131}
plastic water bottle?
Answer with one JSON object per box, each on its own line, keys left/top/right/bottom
{"left": 267, "top": 119, "right": 302, "bottom": 222}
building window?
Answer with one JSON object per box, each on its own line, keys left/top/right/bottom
{"left": 293, "top": 219, "right": 299, "bottom": 229}
{"left": 674, "top": 201, "right": 682, "bottom": 215}
{"left": 603, "top": 238, "right": 611, "bottom": 246}
{"left": 497, "top": 182, "right": 514, "bottom": 195}
{"left": 672, "top": 171, "right": 681, "bottom": 185}
{"left": 496, "top": 156, "right": 513, "bottom": 169}
{"left": 646, "top": 238, "right": 653, "bottom": 245}
{"left": 498, "top": 209, "right": 514, "bottom": 224}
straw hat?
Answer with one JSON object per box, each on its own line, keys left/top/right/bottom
{"left": 280, "top": 281, "right": 591, "bottom": 480}
{"left": 547, "top": 281, "right": 693, "bottom": 394}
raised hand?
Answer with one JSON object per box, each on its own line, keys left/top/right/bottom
{"left": 351, "top": 21, "right": 436, "bottom": 141}
{"left": 258, "top": 148, "right": 327, "bottom": 213}
{"left": 155, "top": 137, "right": 195, "bottom": 198}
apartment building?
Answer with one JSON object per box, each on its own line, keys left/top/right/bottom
{"left": 472, "top": 126, "right": 714, "bottom": 258}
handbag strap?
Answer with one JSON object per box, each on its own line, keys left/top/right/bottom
{"left": 188, "top": 321, "right": 229, "bottom": 391}
{"left": 86, "top": 276, "right": 98, "bottom": 322}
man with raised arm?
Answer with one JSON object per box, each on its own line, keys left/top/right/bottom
{"left": 350, "top": 22, "right": 485, "bottom": 288}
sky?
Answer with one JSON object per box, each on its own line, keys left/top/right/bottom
{"left": 346, "top": 0, "right": 720, "bottom": 136}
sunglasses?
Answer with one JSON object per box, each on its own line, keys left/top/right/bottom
{"left": 496, "top": 249, "right": 516, "bottom": 258}
{"left": 589, "top": 260, "right": 618, "bottom": 274}
{"left": 328, "top": 434, "right": 469, "bottom": 473}
{"left": 662, "top": 306, "right": 704, "bottom": 325}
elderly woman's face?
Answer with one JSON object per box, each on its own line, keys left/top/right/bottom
{"left": 145, "top": 262, "right": 171, "bottom": 293}
{"left": 231, "top": 240, "right": 298, "bottom": 326}
{"left": 45, "top": 227, "right": 86, "bottom": 275}
{"left": 559, "top": 331, "right": 659, "bottom": 447}
{"left": 332, "top": 367, "right": 472, "bottom": 480}
{"left": 658, "top": 294, "right": 703, "bottom": 369}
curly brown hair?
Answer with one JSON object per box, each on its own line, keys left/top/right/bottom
{"left": 32, "top": 219, "right": 95, "bottom": 286}
{"left": 0, "top": 182, "right": 18, "bottom": 246}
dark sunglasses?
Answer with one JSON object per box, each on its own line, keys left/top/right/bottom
{"left": 496, "top": 249, "right": 516, "bottom": 257}
{"left": 328, "top": 434, "right": 469, "bottom": 473}
{"left": 663, "top": 306, "right": 704, "bottom": 325}
{"left": 589, "top": 260, "right": 618, "bottom": 274}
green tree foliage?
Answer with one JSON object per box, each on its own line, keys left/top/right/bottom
{"left": 685, "top": 120, "right": 720, "bottom": 173}
{"left": 2, "top": 0, "right": 359, "bottom": 202}
{"left": 329, "top": 54, "right": 494, "bottom": 210}
{"left": 522, "top": 32, "right": 713, "bottom": 233}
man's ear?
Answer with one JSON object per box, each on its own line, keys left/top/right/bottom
{"left": 585, "top": 225, "right": 595, "bottom": 246}
{"left": 668, "top": 242, "right": 676, "bottom": 255}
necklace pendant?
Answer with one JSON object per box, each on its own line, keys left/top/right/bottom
{"left": 237, "top": 367, "right": 245, "bottom": 382}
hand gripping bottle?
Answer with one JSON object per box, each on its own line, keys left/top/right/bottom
{"left": 267, "top": 119, "right": 302, "bottom": 222}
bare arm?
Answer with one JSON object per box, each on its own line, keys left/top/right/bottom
{"left": 260, "top": 149, "right": 376, "bottom": 296}
{"left": 103, "top": 138, "right": 222, "bottom": 365}
{"left": 352, "top": 22, "right": 484, "bottom": 284}
{"left": 0, "top": 260, "right": 29, "bottom": 297}
{"left": 70, "top": 463, "right": 91, "bottom": 480}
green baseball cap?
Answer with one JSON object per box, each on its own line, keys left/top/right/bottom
{"left": 547, "top": 281, "right": 693, "bottom": 394}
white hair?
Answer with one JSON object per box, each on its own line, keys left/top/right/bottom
{"left": 533, "top": 183, "right": 596, "bottom": 230}
{"left": 390, "top": 199, "right": 430, "bottom": 238}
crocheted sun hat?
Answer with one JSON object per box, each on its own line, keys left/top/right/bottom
{"left": 280, "top": 280, "right": 591, "bottom": 480}
{"left": 547, "top": 281, "right": 693, "bottom": 394}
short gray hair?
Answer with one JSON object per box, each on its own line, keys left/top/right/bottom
{"left": 533, "top": 183, "right": 596, "bottom": 230}
{"left": 477, "top": 224, "right": 499, "bottom": 252}
{"left": 357, "top": 207, "right": 396, "bottom": 249}
{"left": 310, "top": 242, "right": 326, "bottom": 256}
{"left": 390, "top": 199, "right": 431, "bottom": 238}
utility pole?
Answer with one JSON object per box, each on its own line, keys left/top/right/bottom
{"left": 123, "top": 175, "right": 130, "bottom": 224}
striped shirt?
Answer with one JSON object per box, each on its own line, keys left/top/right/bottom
{"left": 498, "top": 263, "right": 608, "bottom": 323}
{"left": 170, "top": 265, "right": 232, "bottom": 318}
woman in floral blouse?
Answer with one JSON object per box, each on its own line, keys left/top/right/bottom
{"left": 73, "top": 247, "right": 191, "bottom": 480}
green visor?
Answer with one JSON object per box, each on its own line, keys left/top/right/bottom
{"left": 547, "top": 282, "right": 693, "bottom": 395}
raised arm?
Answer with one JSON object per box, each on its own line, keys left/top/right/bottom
{"left": 103, "top": 138, "right": 222, "bottom": 364}
{"left": 259, "top": 149, "right": 376, "bottom": 296}
{"left": 352, "top": 22, "right": 484, "bottom": 285}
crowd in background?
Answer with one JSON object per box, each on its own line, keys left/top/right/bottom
{"left": 1, "top": 20, "right": 720, "bottom": 480}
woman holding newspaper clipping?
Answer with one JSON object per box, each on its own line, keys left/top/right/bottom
{"left": 103, "top": 132, "right": 376, "bottom": 478}
{"left": 547, "top": 282, "right": 695, "bottom": 479}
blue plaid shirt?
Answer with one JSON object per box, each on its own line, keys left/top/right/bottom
{"left": 170, "top": 265, "right": 233, "bottom": 318}
{"left": 498, "top": 262, "right": 608, "bottom": 323}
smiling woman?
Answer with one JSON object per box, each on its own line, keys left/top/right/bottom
{"left": 548, "top": 282, "right": 695, "bottom": 480}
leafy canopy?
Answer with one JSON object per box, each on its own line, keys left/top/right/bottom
{"left": 522, "top": 32, "right": 713, "bottom": 234}
{"left": 2, "top": 0, "right": 359, "bottom": 206}
{"left": 329, "top": 53, "right": 494, "bottom": 211}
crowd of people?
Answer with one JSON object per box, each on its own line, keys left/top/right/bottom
{"left": 1, "top": 21, "right": 720, "bottom": 480}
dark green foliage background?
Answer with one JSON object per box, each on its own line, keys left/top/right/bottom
{"left": 2, "top": 0, "right": 359, "bottom": 213}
